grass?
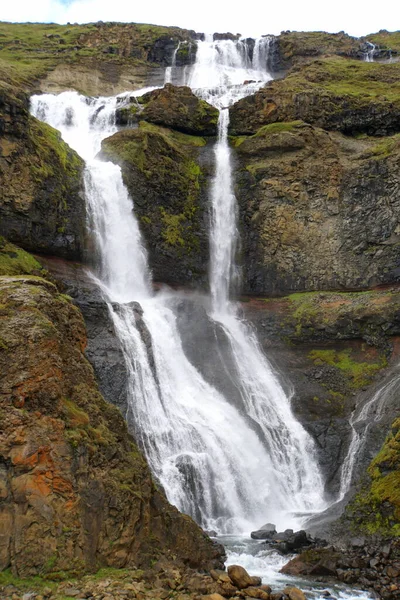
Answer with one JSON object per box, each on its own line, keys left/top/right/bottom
{"left": 269, "top": 57, "right": 400, "bottom": 102}
{"left": 366, "top": 30, "right": 400, "bottom": 53}
{"left": 0, "top": 21, "right": 195, "bottom": 86}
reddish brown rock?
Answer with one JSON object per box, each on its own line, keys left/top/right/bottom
{"left": 0, "top": 274, "right": 224, "bottom": 576}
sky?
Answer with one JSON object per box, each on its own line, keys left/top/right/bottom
{"left": 0, "top": 0, "right": 399, "bottom": 38}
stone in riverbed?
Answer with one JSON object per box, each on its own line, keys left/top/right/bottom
{"left": 284, "top": 587, "right": 307, "bottom": 600}
{"left": 243, "top": 586, "right": 270, "bottom": 599}
{"left": 227, "top": 564, "right": 254, "bottom": 589}
{"left": 251, "top": 522, "right": 277, "bottom": 539}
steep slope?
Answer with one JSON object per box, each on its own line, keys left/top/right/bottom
{"left": 0, "top": 243, "right": 223, "bottom": 577}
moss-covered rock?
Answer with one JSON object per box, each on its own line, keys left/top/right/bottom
{"left": 100, "top": 121, "right": 212, "bottom": 287}
{"left": 0, "top": 82, "right": 85, "bottom": 259}
{"left": 0, "top": 275, "right": 224, "bottom": 576}
{"left": 346, "top": 418, "right": 400, "bottom": 536}
{"left": 231, "top": 121, "right": 400, "bottom": 295}
{"left": 0, "top": 236, "right": 43, "bottom": 276}
{"left": 139, "top": 84, "right": 219, "bottom": 136}
{"left": 229, "top": 58, "right": 400, "bottom": 136}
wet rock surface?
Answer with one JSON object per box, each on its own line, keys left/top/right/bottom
{"left": 281, "top": 540, "right": 400, "bottom": 599}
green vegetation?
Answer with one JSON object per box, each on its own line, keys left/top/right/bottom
{"left": 348, "top": 418, "right": 400, "bottom": 535}
{"left": 366, "top": 30, "right": 400, "bottom": 53}
{"left": 101, "top": 122, "right": 204, "bottom": 253}
{"left": 369, "top": 133, "right": 400, "bottom": 158}
{"left": 0, "top": 21, "right": 195, "bottom": 86}
{"left": 282, "top": 57, "right": 400, "bottom": 100}
{"left": 0, "top": 237, "right": 43, "bottom": 276}
{"left": 0, "top": 569, "right": 59, "bottom": 591}
{"left": 279, "top": 30, "right": 360, "bottom": 62}
{"left": 308, "top": 348, "right": 387, "bottom": 389}
{"left": 29, "top": 119, "right": 83, "bottom": 182}
{"left": 254, "top": 121, "right": 305, "bottom": 136}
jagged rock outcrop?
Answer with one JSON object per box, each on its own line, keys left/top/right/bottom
{"left": 229, "top": 59, "right": 400, "bottom": 136}
{"left": 231, "top": 121, "right": 400, "bottom": 295}
{"left": 0, "top": 82, "right": 85, "bottom": 259}
{"left": 0, "top": 253, "right": 224, "bottom": 576}
{"left": 100, "top": 121, "right": 213, "bottom": 287}
{"left": 139, "top": 84, "right": 219, "bottom": 136}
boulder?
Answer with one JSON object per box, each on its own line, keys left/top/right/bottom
{"left": 284, "top": 587, "right": 307, "bottom": 600}
{"left": 243, "top": 587, "right": 270, "bottom": 599}
{"left": 251, "top": 522, "right": 276, "bottom": 539}
{"left": 139, "top": 83, "right": 219, "bottom": 136}
{"left": 281, "top": 548, "right": 341, "bottom": 577}
{"left": 227, "top": 564, "right": 254, "bottom": 589}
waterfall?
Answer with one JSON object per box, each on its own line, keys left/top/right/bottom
{"left": 186, "top": 36, "right": 326, "bottom": 514}
{"left": 164, "top": 41, "right": 181, "bottom": 84}
{"left": 364, "top": 41, "right": 377, "bottom": 62}
{"left": 338, "top": 365, "right": 400, "bottom": 500}
{"left": 30, "top": 35, "right": 326, "bottom": 533}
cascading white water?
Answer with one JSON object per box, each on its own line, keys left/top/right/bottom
{"left": 364, "top": 41, "right": 377, "bottom": 62}
{"left": 338, "top": 365, "right": 400, "bottom": 500}
{"left": 164, "top": 41, "right": 181, "bottom": 84}
{"left": 186, "top": 36, "right": 326, "bottom": 516}
{"left": 30, "top": 34, "right": 326, "bottom": 533}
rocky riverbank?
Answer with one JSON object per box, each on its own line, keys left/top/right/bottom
{"left": 0, "top": 563, "right": 309, "bottom": 600}
{"left": 282, "top": 538, "right": 400, "bottom": 599}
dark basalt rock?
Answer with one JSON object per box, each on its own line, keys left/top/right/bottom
{"left": 231, "top": 121, "right": 400, "bottom": 296}
{"left": 139, "top": 84, "right": 219, "bottom": 136}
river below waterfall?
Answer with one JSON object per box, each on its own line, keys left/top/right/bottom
{"left": 222, "top": 536, "right": 374, "bottom": 600}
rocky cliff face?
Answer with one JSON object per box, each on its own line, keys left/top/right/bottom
{"left": 0, "top": 83, "right": 85, "bottom": 260}
{"left": 0, "top": 245, "right": 224, "bottom": 577}
{"left": 230, "top": 121, "right": 400, "bottom": 295}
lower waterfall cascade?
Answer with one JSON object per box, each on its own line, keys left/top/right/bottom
{"left": 30, "top": 35, "right": 329, "bottom": 534}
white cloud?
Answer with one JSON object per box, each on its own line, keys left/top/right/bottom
{"left": 1, "top": 0, "right": 399, "bottom": 38}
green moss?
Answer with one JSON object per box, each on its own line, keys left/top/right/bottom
{"left": 0, "top": 236, "right": 43, "bottom": 276}
{"left": 29, "top": 119, "right": 82, "bottom": 182}
{"left": 369, "top": 133, "right": 400, "bottom": 158}
{"left": 255, "top": 121, "right": 305, "bottom": 135}
{"left": 0, "top": 569, "right": 58, "bottom": 592}
{"left": 309, "top": 348, "right": 387, "bottom": 388}
{"left": 102, "top": 122, "right": 203, "bottom": 254}
{"left": 139, "top": 120, "right": 207, "bottom": 147}
{"left": 348, "top": 418, "right": 400, "bottom": 535}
